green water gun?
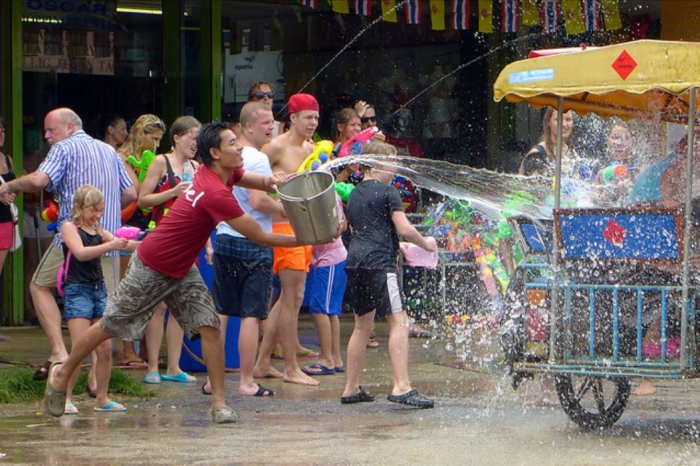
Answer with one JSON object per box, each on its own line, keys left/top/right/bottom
{"left": 334, "top": 182, "right": 355, "bottom": 202}
{"left": 125, "top": 150, "right": 157, "bottom": 183}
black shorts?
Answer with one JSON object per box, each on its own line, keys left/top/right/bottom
{"left": 345, "top": 268, "right": 403, "bottom": 318}
{"left": 212, "top": 236, "right": 272, "bottom": 319}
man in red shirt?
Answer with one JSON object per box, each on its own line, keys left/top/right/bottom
{"left": 43, "top": 122, "right": 300, "bottom": 424}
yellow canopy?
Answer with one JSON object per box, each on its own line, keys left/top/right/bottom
{"left": 493, "top": 40, "right": 700, "bottom": 123}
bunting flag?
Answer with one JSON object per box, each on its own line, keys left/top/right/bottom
{"left": 521, "top": 0, "right": 539, "bottom": 26}
{"left": 539, "top": 0, "right": 560, "bottom": 33}
{"left": 562, "top": 0, "right": 585, "bottom": 34}
{"left": 405, "top": 0, "right": 422, "bottom": 24}
{"left": 354, "top": 0, "right": 373, "bottom": 15}
{"left": 381, "top": 0, "right": 398, "bottom": 22}
{"left": 501, "top": 0, "right": 519, "bottom": 33}
{"left": 478, "top": 0, "right": 493, "bottom": 33}
{"left": 429, "top": 0, "right": 445, "bottom": 30}
{"left": 332, "top": 0, "right": 349, "bottom": 13}
{"left": 300, "top": 0, "right": 317, "bottom": 8}
{"left": 601, "top": 0, "right": 622, "bottom": 30}
{"left": 451, "top": 0, "right": 470, "bottom": 30}
{"left": 582, "top": 0, "right": 601, "bottom": 31}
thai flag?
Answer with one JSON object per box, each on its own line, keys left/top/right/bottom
{"left": 300, "top": 0, "right": 317, "bottom": 8}
{"left": 540, "top": 0, "right": 559, "bottom": 33}
{"left": 501, "top": 0, "right": 519, "bottom": 33}
{"left": 583, "top": 0, "right": 601, "bottom": 31}
{"left": 355, "top": 0, "right": 373, "bottom": 15}
{"left": 405, "top": 0, "right": 422, "bottom": 24}
{"left": 451, "top": 0, "right": 470, "bottom": 30}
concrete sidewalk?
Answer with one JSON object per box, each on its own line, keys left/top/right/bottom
{"left": 3, "top": 316, "right": 700, "bottom": 465}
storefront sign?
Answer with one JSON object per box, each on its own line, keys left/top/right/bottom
{"left": 224, "top": 50, "right": 284, "bottom": 103}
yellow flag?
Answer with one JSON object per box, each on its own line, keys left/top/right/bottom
{"left": 563, "top": 0, "right": 585, "bottom": 34}
{"left": 381, "top": 0, "right": 398, "bottom": 23}
{"left": 601, "top": 0, "right": 622, "bottom": 30}
{"left": 332, "top": 0, "right": 349, "bottom": 14}
{"left": 429, "top": 0, "right": 445, "bottom": 30}
{"left": 478, "top": 0, "right": 493, "bottom": 33}
{"left": 521, "top": 0, "right": 539, "bottom": 26}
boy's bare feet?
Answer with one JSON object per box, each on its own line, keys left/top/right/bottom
{"left": 253, "top": 366, "right": 283, "bottom": 379}
{"left": 283, "top": 368, "right": 320, "bottom": 386}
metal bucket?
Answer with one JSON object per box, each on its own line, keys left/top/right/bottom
{"left": 276, "top": 171, "right": 338, "bottom": 245}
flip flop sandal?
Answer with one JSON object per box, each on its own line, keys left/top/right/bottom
{"left": 64, "top": 403, "right": 79, "bottom": 415}
{"left": 212, "top": 406, "right": 238, "bottom": 424}
{"left": 161, "top": 372, "right": 196, "bottom": 383}
{"left": 33, "top": 360, "right": 53, "bottom": 381}
{"left": 143, "top": 373, "right": 162, "bottom": 384}
{"left": 387, "top": 389, "right": 434, "bottom": 409}
{"left": 341, "top": 386, "right": 374, "bottom": 404}
{"left": 301, "top": 363, "right": 335, "bottom": 376}
{"left": 201, "top": 383, "right": 212, "bottom": 396}
{"left": 253, "top": 385, "right": 274, "bottom": 397}
{"left": 94, "top": 401, "right": 127, "bottom": 412}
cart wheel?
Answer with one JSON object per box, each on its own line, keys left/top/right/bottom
{"left": 555, "top": 374, "right": 630, "bottom": 430}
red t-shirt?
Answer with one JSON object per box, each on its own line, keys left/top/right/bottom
{"left": 138, "top": 165, "right": 246, "bottom": 279}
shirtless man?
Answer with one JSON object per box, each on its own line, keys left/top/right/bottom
{"left": 253, "top": 93, "right": 320, "bottom": 386}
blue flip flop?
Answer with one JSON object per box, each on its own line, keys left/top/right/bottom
{"left": 143, "top": 373, "right": 162, "bottom": 384}
{"left": 161, "top": 372, "right": 196, "bottom": 383}
{"left": 301, "top": 363, "right": 335, "bottom": 376}
{"left": 94, "top": 401, "right": 127, "bottom": 412}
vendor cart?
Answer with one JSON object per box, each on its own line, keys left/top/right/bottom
{"left": 494, "top": 40, "right": 700, "bottom": 429}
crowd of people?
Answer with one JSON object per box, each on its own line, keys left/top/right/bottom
{"left": 0, "top": 82, "right": 437, "bottom": 423}
{"left": 3, "top": 78, "right": 696, "bottom": 421}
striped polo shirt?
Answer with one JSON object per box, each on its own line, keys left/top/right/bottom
{"left": 38, "top": 130, "right": 133, "bottom": 256}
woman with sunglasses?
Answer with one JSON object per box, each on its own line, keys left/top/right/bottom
{"left": 353, "top": 101, "right": 385, "bottom": 142}
{"left": 247, "top": 82, "right": 284, "bottom": 138}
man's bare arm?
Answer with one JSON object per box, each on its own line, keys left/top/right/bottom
{"left": 0, "top": 171, "right": 50, "bottom": 195}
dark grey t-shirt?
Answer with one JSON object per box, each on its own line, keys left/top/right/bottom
{"left": 345, "top": 179, "right": 403, "bottom": 271}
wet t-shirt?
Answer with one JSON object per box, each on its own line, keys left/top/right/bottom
{"left": 138, "top": 165, "right": 245, "bottom": 279}
{"left": 345, "top": 179, "right": 403, "bottom": 271}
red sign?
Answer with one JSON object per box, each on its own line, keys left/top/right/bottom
{"left": 602, "top": 219, "right": 626, "bottom": 248}
{"left": 612, "top": 50, "right": 637, "bottom": 81}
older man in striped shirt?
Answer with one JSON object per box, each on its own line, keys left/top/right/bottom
{"left": 0, "top": 108, "right": 136, "bottom": 380}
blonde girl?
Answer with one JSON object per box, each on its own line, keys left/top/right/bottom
{"left": 60, "top": 185, "right": 137, "bottom": 414}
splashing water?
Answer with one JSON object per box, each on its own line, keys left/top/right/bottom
{"left": 384, "top": 31, "right": 542, "bottom": 125}
{"left": 322, "top": 155, "right": 594, "bottom": 220}
{"left": 281, "top": 1, "right": 406, "bottom": 117}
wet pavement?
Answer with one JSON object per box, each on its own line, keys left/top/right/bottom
{"left": 2, "top": 317, "right": 700, "bottom": 465}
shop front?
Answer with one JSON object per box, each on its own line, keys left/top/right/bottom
{"left": 0, "top": 0, "right": 677, "bottom": 323}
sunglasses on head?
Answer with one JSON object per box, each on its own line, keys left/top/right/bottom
{"left": 361, "top": 116, "right": 377, "bottom": 123}
{"left": 253, "top": 91, "right": 274, "bottom": 100}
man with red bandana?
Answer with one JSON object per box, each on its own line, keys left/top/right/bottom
{"left": 253, "top": 93, "right": 322, "bottom": 386}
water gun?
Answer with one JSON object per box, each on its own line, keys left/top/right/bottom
{"left": 42, "top": 200, "right": 59, "bottom": 231}
{"left": 484, "top": 248, "right": 510, "bottom": 291}
{"left": 601, "top": 164, "right": 630, "bottom": 183}
{"left": 298, "top": 140, "right": 334, "bottom": 172}
{"left": 473, "top": 235, "right": 499, "bottom": 297}
{"left": 114, "top": 226, "right": 142, "bottom": 240}
{"left": 334, "top": 182, "right": 354, "bottom": 202}
{"left": 125, "top": 149, "right": 157, "bottom": 183}
{"left": 338, "top": 126, "right": 379, "bottom": 158}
